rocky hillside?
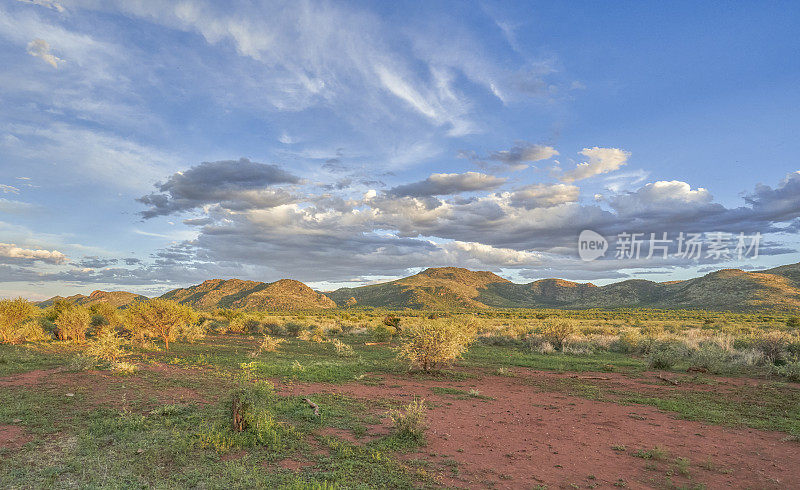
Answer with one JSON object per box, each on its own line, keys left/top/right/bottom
{"left": 326, "top": 267, "right": 512, "bottom": 309}
{"left": 328, "top": 263, "right": 800, "bottom": 311}
{"left": 159, "top": 278, "right": 336, "bottom": 310}
{"left": 37, "top": 290, "right": 148, "bottom": 308}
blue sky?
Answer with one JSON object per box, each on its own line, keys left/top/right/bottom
{"left": 1, "top": 0, "right": 799, "bottom": 299}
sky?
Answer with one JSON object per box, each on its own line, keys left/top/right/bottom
{"left": 1, "top": 0, "right": 800, "bottom": 300}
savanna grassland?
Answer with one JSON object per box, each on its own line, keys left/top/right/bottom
{"left": 2, "top": 300, "right": 800, "bottom": 489}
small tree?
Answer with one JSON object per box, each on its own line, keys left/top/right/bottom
{"left": 88, "top": 302, "right": 121, "bottom": 333}
{"left": 55, "top": 305, "right": 91, "bottom": 342}
{"left": 125, "top": 299, "right": 198, "bottom": 349}
{"left": 398, "top": 319, "right": 476, "bottom": 372}
{"left": 0, "top": 298, "right": 39, "bottom": 344}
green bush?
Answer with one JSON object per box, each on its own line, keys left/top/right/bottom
{"left": 647, "top": 342, "right": 688, "bottom": 370}
{"left": 750, "top": 331, "right": 791, "bottom": 363}
{"left": 777, "top": 361, "right": 800, "bottom": 382}
{"left": 388, "top": 398, "right": 427, "bottom": 442}
{"left": 690, "top": 343, "right": 730, "bottom": 374}
{"left": 284, "top": 322, "right": 305, "bottom": 337}
{"left": 371, "top": 323, "right": 395, "bottom": 342}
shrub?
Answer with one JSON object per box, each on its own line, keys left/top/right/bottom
{"left": 176, "top": 320, "right": 207, "bottom": 343}
{"left": 751, "top": 331, "right": 791, "bottom": 363}
{"left": 228, "top": 315, "right": 261, "bottom": 334}
{"left": 647, "top": 342, "right": 689, "bottom": 370}
{"left": 388, "top": 398, "right": 427, "bottom": 442}
{"left": 611, "top": 328, "right": 644, "bottom": 354}
{"left": 56, "top": 305, "right": 91, "bottom": 342}
{"left": 250, "top": 335, "right": 285, "bottom": 357}
{"left": 111, "top": 361, "right": 139, "bottom": 375}
{"left": 125, "top": 299, "right": 198, "bottom": 349}
{"left": 88, "top": 303, "right": 121, "bottom": 334}
{"left": 3, "top": 320, "right": 49, "bottom": 344}
{"left": 86, "top": 329, "right": 125, "bottom": 363}
{"left": 227, "top": 381, "right": 287, "bottom": 448}
{"left": 284, "top": 322, "right": 305, "bottom": 337}
{"left": 786, "top": 317, "right": 800, "bottom": 329}
{"left": 0, "top": 297, "right": 40, "bottom": 344}
{"left": 371, "top": 324, "right": 395, "bottom": 342}
{"left": 383, "top": 315, "right": 401, "bottom": 330}
{"left": 43, "top": 298, "right": 73, "bottom": 322}
{"left": 730, "top": 347, "right": 765, "bottom": 367}
{"left": 777, "top": 361, "right": 800, "bottom": 382}
{"left": 540, "top": 320, "right": 576, "bottom": 351}
{"left": 263, "top": 322, "right": 286, "bottom": 336}
{"left": 331, "top": 338, "right": 354, "bottom": 357}
{"left": 299, "top": 326, "right": 326, "bottom": 342}
{"left": 690, "top": 343, "right": 731, "bottom": 374}
{"left": 397, "top": 319, "right": 476, "bottom": 372}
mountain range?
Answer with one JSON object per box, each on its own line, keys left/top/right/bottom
{"left": 36, "top": 262, "right": 800, "bottom": 312}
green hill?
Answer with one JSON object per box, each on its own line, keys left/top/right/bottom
{"left": 159, "top": 278, "right": 336, "bottom": 310}
{"left": 327, "top": 263, "right": 800, "bottom": 311}
{"left": 37, "top": 290, "right": 147, "bottom": 308}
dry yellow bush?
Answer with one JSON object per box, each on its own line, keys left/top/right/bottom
{"left": 540, "top": 319, "right": 577, "bottom": 351}
{"left": 86, "top": 329, "right": 125, "bottom": 362}
{"left": 56, "top": 305, "right": 91, "bottom": 342}
{"left": 0, "top": 298, "right": 42, "bottom": 344}
{"left": 397, "top": 319, "right": 476, "bottom": 372}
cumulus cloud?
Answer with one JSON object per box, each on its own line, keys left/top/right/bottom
{"left": 0, "top": 243, "right": 67, "bottom": 264}
{"left": 560, "top": 147, "right": 630, "bottom": 182}
{"left": 26, "top": 38, "right": 63, "bottom": 68}
{"left": 608, "top": 181, "right": 714, "bottom": 215}
{"left": 508, "top": 183, "right": 580, "bottom": 209}
{"left": 138, "top": 158, "right": 300, "bottom": 218}
{"left": 387, "top": 172, "right": 506, "bottom": 197}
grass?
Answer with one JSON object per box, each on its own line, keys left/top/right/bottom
{"left": 2, "top": 316, "right": 800, "bottom": 488}
{"left": 0, "top": 354, "right": 435, "bottom": 488}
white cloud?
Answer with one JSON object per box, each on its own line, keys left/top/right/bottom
{"left": 0, "top": 242, "right": 67, "bottom": 264}
{"left": 609, "top": 180, "right": 713, "bottom": 215}
{"left": 560, "top": 147, "right": 630, "bottom": 182}
{"left": 508, "top": 183, "right": 580, "bottom": 209}
{"left": 26, "top": 38, "right": 63, "bottom": 68}
{"left": 0, "top": 185, "right": 20, "bottom": 194}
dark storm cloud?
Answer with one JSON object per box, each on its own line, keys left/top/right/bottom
{"left": 137, "top": 158, "right": 300, "bottom": 218}
{"left": 387, "top": 172, "right": 506, "bottom": 197}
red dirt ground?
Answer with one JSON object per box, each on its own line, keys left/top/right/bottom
{"left": 276, "top": 370, "right": 800, "bottom": 489}
{"left": 0, "top": 424, "right": 32, "bottom": 451}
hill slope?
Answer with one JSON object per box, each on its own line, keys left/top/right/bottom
{"left": 37, "top": 290, "right": 147, "bottom": 308}
{"left": 326, "top": 267, "right": 511, "bottom": 309}
{"left": 328, "top": 263, "right": 800, "bottom": 311}
{"left": 160, "top": 278, "right": 336, "bottom": 310}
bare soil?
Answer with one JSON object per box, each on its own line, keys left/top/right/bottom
{"left": 277, "top": 371, "right": 800, "bottom": 489}
{"left": 0, "top": 424, "right": 32, "bottom": 451}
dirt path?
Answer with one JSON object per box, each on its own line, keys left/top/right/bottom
{"left": 277, "top": 372, "right": 800, "bottom": 489}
